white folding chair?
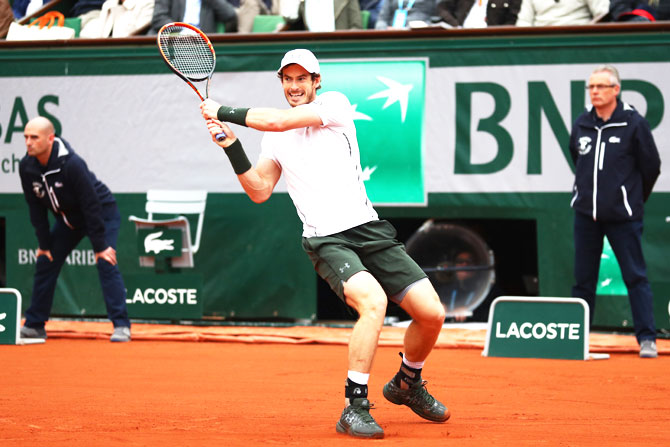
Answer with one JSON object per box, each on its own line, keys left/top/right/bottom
{"left": 129, "top": 190, "right": 208, "bottom": 268}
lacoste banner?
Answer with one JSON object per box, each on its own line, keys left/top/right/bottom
{"left": 125, "top": 274, "right": 203, "bottom": 320}
{"left": 483, "top": 297, "right": 590, "bottom": 360}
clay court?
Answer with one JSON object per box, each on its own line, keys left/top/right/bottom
{"left": 2, "top": 321, "right": 669, "bottom": 446}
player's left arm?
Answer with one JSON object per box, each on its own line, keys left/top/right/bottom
{"left": 200, "top": 99, "right": 323, "bottom": 132}
{"left": 245, "top": 106, "right": 323, "bottom": 132}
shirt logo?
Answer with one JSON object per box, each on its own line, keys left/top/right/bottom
{"left": 55, "top": 182, "right": 64, "bottom": 188}
{"left": 32, "top": 182, "right": 45, "bottom": 198}
{"left": 578, "top": 136, "right": 592, "bottom": 155}
{"left": 608, "top": 136, "right": 620, "bottom": 144}
{"left": 339, "top": 262, "right": 351, "bottom": 273}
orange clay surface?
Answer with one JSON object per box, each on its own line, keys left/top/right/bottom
{"left": 1, "top": 322, "right": 669, "bottom": 447}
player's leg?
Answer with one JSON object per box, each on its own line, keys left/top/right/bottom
{"left": 301, "top": 236, "right": 384, "bottom": 438}
{"left": 343, "top": 271, "right": 387, "bottom": 375}
{"left": 22, "top": 220, "right": 84, "bottom": 338}
{"left": 334, "top": 271, "right": 386, "bottom": 438}
{"left": 398, "top": 279, "right": 445, "bottom": 363}
{"left": 355, "top": 220, "right": 449, "bottom": 422}
{"left": 382, "top": 278, "right": 450, "bottom": 422}
{"left": 96, "top": 203, "right": 131, "bottom": 342}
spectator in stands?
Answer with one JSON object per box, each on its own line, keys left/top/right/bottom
{"left": 375, "top": 0, "right": 437, "bottom": 29}
{"left": 150, "top": 0, "right": 238, "bottom": 33}
{"left": 515, "top": 0, "right": 609, "bottom": 25}
{"left": 436, "top": 0, "right": 520, "bottom": 27}
{"left": 1, "top": 0, "right": 13, "bottom": 37}
{"left": 335, "top": 0, "right": 363, "bottom": 29}
{"left": 70, "top": 0, "right": 105, "bottom": 20}
{"left": 11, "top": 0, "right": 31, "bottom": 19}
{"left": 486, "top": 0, "right": 521, "bottom": 24}
{"left": 19, "top": 117, "right": 131, "bottom": 343}
{"left": 569, "top": 65, "right": 661, "bottom": 358}
{"left": 71, "top": 0, "right": 110, "bottom": 37}
{"left": 609, "top": 0, "right": 669, "bottom": 21}
{"left": 359, "top": 0, "right": 383, "bottom": 28}
{"left": 658, "top": 0, "right": 670, "bottom": 18}
{"left": 280, "top": 0, "right": 362, "bottom": 31}
{"left": 12, "top": 0, "right": 54, "bottom": 19}
{"left": 230, "top": 0, "right": 277, "bottom": 33}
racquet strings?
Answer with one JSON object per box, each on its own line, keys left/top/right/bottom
{"left": 159, "top": 25, "right": 214, "bottom": 81}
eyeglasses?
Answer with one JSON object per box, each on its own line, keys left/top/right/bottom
{"left": 586, "top": 84, "right": 616, "bottom": 91}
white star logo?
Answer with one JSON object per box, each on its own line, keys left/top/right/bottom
{"left": 367, "top": 76, "right": 413, "bottom": 123}
{"left": 362, "top": 166, "right": 377, "bottom": 181}
{"left": 351, "top": 103, "right": 372, "bottom": 121}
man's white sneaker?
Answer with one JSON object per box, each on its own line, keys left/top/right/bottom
{"left": 639, "top": 340, "right": 657, "bottom": 358}
{"left": 110, "top": 326, "right": 131, "bottom": 342}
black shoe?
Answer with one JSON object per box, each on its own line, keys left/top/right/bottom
{"left": 336, "top": 398, "right": 384, "bottom": 439}
{"left": 20, "top": 326, "right": 47, "bottom": 339}
{"left": 383, "top": 378, "right": 450, "bottom": 422}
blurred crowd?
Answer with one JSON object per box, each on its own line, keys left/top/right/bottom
{"left": 1, "top": 0, "right": 669, "bottom": 40}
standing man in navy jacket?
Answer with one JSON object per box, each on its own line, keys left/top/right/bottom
{"left": 19, "top": 116, "right": 131, "bottom": 342}
{"left": 569, "top": 65, "right": 661, "bottom": 358}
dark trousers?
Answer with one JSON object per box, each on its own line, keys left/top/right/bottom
{"left": 571, "top": 212, "right": 655, "bottom": 342}
{"left": 24, "top": 203, "right": 130, "bottom": 329}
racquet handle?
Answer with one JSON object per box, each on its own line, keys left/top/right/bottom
{"left": 215, "top": 132, "right": 226, "bottom": 141}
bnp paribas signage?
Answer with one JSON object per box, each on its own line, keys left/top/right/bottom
{"left": 482, "top": 297, "right": 590, "bottom": 360}
{"left": 321, "top": 59, "right": 426, "bottom": 205}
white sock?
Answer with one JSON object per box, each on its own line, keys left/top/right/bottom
{"left": 403, "top": 354, "right": 425, "bottom": 370}
{"left": 347, "top": 370, "right": 370, "bottom": 385}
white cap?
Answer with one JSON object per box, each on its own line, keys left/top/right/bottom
{"left": 277, "top": 49, "right": 320, "bottom": 75}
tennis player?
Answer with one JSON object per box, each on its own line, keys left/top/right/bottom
{"left": 200, "top": 49, "right": 449, "bottom": 439}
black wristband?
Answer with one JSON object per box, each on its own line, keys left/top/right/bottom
{"left": 217, "top": 105, "right": 249, "bottom": 127}
{"left": 223, "top": 139, "right": 252, "bottom": 175}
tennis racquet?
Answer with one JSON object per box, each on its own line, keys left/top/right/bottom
{"left": 157, "top": 22, "right": 226, "bottom": 140}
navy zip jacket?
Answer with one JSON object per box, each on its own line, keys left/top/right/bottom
{"left": 569, "top": 99, "right": 661, "bottom": 222}
{"left": 19, "top": 137, "right": 116, "bottom": 253}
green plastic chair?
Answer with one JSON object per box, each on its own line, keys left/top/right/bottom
{"left": 360, "top": 10, "right": 370, "bottom": 29}
{"left": 252, "top": 15, "right": 285, "bottom": 33}
{"left": 64, "top": 17, "right": 81, "bottom": 38}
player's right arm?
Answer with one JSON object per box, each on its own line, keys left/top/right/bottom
{"left": 205, "top": 119, "right": 280, "bottom": 203}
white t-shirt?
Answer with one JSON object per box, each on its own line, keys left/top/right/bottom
{"left": 260, "top": 91, "right": 378, "bottom": 238}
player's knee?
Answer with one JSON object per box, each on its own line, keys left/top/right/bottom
{"left": 349, "top": 290, "right": 387, "bottom": 323}
{"left": 418, "top": 295, "right": 446, "bottom": 329}
{"left": 430, "top": 302, "right": 446, "bottom": 327}
{"left": 360, "top": 293, "right": 387, "bottom": 320}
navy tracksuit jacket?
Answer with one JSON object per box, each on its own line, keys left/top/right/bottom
{"left": 19, "top": 137, "right": 130, "bottom": 329}
{"left": 569, "top": 99, "right": 660, "bottom": 342}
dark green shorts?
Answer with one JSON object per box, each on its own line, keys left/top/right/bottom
{"left": 301, "top": 220, "right": 427, "bottom": 303}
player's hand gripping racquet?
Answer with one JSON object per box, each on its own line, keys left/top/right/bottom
{"left": 157, "top": 22, "right": 226, "bottom": 141}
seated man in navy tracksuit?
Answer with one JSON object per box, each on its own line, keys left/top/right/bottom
{"left": 19, "top": 116, "right": 131, "bottom": 342}
{"left": 569, "top": 65, "right": 661, "bottom": 358}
